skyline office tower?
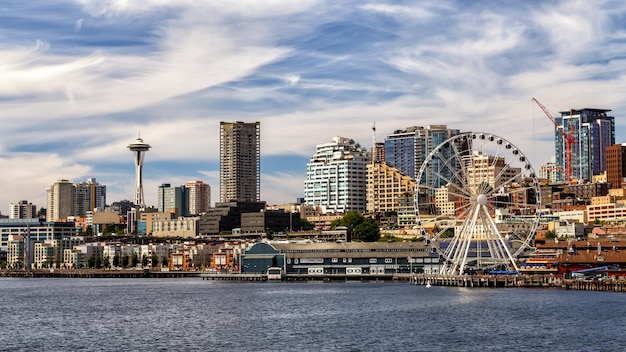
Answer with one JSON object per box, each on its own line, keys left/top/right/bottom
{"left": 384, "top": 125, "right": 460, "bottom": 185}
{"left": 127, "top": 136, "right": 151, "bottom": 209}
{"left": 555, "top": 108, "right": 615, "bottom": 181}
{"left": 219, "top": 121, "right": 260, "bottom": 203}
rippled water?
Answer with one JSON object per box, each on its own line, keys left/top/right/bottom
{"left": 1, "top": 278, "right": 625, "bottom": 352}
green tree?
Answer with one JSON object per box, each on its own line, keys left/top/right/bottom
{"left": 122, "top": 255, "right": 129, "bottom": 268}
{"left": 353, "top": 218, "right": 380, "bottom": 242}
{"left": 142, "top": 255, "right": 148, "bottom": 268}
{"left": 95, "top": 256, "right": 102, "bottom": 268}
{"left": 87, "top": 256, "right": 96, "bottom": 268}
{"left": 103, "top": 223, "right": 115, "bottom": 235}
{"left": 332, "top": 211, "right": 380, "bottom": 242}
{"left": 113, "top": 254, "right": 120, "bottom": 268}
{"left": 103, "top": 255, "right": 111, "bottom": 269}
{"left": 300, "top": 218, "right": 315, "bottom": 231}
{"left": 162, "top": 256, "right": 168, "bottom": 268}
{"left": 84, "top": 225, "right": 94, "bottom": 237}
{"left": 151, "top": 254, "right": 159, "bottom": 267}
{"left": 131, "top": 253, "right": 139, "bottom": 268}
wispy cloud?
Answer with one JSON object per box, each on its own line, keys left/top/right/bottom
{"left": 2, "top": 0, "right": 626, "bottom": 214}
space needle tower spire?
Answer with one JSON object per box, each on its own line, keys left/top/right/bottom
{"left": 127, "top": 133, "right": 151, "bottom": 209}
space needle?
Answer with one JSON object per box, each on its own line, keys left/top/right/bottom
{"left": 127, "top": 135, "right": 151, "bottom": 209}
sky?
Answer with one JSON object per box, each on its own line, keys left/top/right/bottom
{"left": 2, "top": 0, "right": 626, "bottom": 215}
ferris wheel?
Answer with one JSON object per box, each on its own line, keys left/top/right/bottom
{"left": 415, "top": 132, "right": 542, "bottom": 276}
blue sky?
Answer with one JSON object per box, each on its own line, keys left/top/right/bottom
{"left": 2, "top": 0, "right": 626, "bottom": 215}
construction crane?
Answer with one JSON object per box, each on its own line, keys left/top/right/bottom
{"left": 531, "top": 98, "right": 576, "bottom": 182}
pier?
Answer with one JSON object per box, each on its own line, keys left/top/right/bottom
{"left": 408, "top": 274, "right": 561, "bottom": 288}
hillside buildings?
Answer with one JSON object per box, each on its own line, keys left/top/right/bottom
{"left": 220, "top": 121, "right": 260, "bottom": 203}
{"left": 304, "top": 136, "right": 370, "bottom": 213}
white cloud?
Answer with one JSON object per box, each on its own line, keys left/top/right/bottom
{"left": 0, "top": 154, "right": 92, "bottom": 214}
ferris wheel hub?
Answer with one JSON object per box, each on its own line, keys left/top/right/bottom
{"left": 477, "top": 194, "right": 487, "bottom": 206}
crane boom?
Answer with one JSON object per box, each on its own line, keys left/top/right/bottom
{"left": 531, "top": 98, "right": 576, "bottom": 182}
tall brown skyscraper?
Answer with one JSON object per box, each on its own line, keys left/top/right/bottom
{"left": 219, "top": 121, "right": 260, "bottom": 202}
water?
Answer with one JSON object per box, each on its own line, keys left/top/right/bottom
{"left": 1, "top": 278, "right": 625, "bottom": 352}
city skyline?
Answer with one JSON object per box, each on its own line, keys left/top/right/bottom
{"left": 2, "top": 1, "right": 626, "bottom": 215}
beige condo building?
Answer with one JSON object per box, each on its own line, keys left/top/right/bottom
{"left": 367, "top": 162, "right": 417, "bottom": 215}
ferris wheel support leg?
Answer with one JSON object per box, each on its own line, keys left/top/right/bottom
{"left": 482, "top": 206, "right": 520, "bottom": 272}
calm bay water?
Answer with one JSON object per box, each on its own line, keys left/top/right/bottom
{"left": 1, "top": 278, "right": 625, "bottom": 352}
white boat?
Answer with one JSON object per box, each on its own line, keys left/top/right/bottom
{"left": 426, "top": 280, "right": 431, "bottom": 288}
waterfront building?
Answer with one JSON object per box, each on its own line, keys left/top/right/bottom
{"left": 185, "top": 180, "right": 211, "bottom": 215}
{"left": 220, "top": 121, "right": 260, "bottom": 203}
{"left": 304, "top": 136, "right": 370, "bottom": 213}
{"left": 157, "top": 183, "right": 187, "bottom": 216}
{"left": 239, "top": 241, "right": 437, "bottom": 275}
{"left": 74, "top": 178, "right": 106, "bottom": 216}
{"left": 7, "top": 235, "right": 25, "bottom": 268}
{"left": 46, "top": 179, "right": 75, "bottom": 222}
{"left": 606, "top": 143, "right": 626, "bottom": 189}
{"left": 127, "top": 136, "right": 151, "bottom": 209}
{"left": 9, "top": 200, "right": 37, "bottom": 219}
{"left": 33, "top": 241, "right": 55, "bottom": 268}
{"left": 555, "top": 108, "right": 615, "bottom": 181}
{"left": 384, "top": 125, "right": 460, "bottom": 180}
{"left": 366, "top": 162, "right": 416, "bottom": 217}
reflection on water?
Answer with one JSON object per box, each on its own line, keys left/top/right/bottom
{"left": 1, "top": 278, "right": 625, "bottom": 352}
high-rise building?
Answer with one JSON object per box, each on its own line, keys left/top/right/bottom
{"left": 46, "top": 179, "right": 75, "bottom": 222}
{"left": 9, "top": 200, "right": 37, "bottom": 219}
{"left": 384, "top": 125, "right": 460, "bottom": 180}
{"left": 157, "top": 183, "right": 187, "bottom": 217}
{"left": 74, "top": 178, "right": 106, "bottom": 216}
{"left": 606, "top": 143, "right": 626, "bottom": 189}
{"left": 128, "top": 136, "right": 151, "bottom": 208}
{"left": 556, "top": 108, "right": 615, "bottom": 181}
{"left": 220, "top": 121, "right": 260, "bottom": 203}
{"left": 185, "top": 180, "right": 211, "bottom": 215}
{"left": 304, "top": 136, "right": 370, "bottom": 213}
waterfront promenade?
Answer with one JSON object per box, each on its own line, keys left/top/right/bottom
{"left": 4, "top": 269, "right": 626, "bottom": 292}
{"left": 0, "top": 269, "right": 200, "bottom": 278}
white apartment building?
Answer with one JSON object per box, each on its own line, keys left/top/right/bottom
{"left": 304, "top": 136, "right": 370, "bottom": 213}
